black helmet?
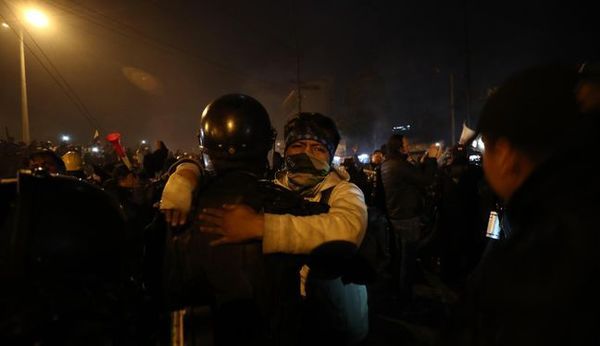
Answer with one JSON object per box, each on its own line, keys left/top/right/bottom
{"left": 198, "top": 94, "right": 275, "bottom": 161}
{"left": 28, "top": 149, "right": 66, "bottom": 174}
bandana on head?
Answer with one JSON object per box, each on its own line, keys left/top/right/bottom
{"left": 284, "top": 113, "right": 340, "bottom": 162}
{"left": 285, "top": 129, "right": 335, "bottom": 160}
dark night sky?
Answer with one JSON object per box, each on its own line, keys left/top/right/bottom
{"left": 1, "top": 0, "right": 597, "bottom": 153}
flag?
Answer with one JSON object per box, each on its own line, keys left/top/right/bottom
{"left": 459, "top": 122, "right": 476, "bottom": 145}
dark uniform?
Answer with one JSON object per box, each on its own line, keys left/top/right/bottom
{"left": 0, "top": 171, "right": 142, "bottom": 345}
{"left": 162, "top": 94, "right": 277, "bottom": 345}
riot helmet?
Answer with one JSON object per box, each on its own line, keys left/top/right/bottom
{"left": 198, "top": 94, "right": 275, "bottom": 168}
{"left": 62, "top": 151, "right": 83, "bottom": 172}
{"left": 28, "top": 150, "right": 66, "bottom": 174}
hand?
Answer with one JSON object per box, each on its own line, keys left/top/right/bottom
{"left": 427, "top": 144, "right": 441, "bottom": 159}
{"left": 162, "top": 209, "right": 189, "bottom": 227}
{"left": 198, "top": 204, "right": 264, "bottom": 246}
{"left": 159, "top": 170, "right": 196, "bottom": 227}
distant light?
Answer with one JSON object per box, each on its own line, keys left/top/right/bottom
{"left": 24, "top": 9, "right": 49, "bottom": 28}
{"left": 333, "top": 156, "right": 341, "bottom": 165}
{"left": 478, "top": 138, "right": 485, "bottom": 150}
{"left": 61, "top": 135, "right": 70, "bottom": 142}
{"left": 91, "top": 146, "right": 99, "bottom": 153}
{"left": 471, "top": 140, "right": 477, "bottom": 148}
{"left": 1, "top": 22, "right": 9, "bottom": 29}
{"left": 393, "top": 124, "right": 412, "bottom": 132}
{"left": 469, "top": 154, "right": 481, "bottom": 162}
{"left": 435, "top": 142, "right": 441, "bottom": 147}
{"left": 141, "top": 140, "right": 147, "bottom": 144}
{"left": 358, "top": 153, "right": 370, "bottom": 164}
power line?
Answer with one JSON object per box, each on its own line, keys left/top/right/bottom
{"left": 1, "top": 2, "right": 101, "bottom": 130}
{"left": 24, "top": 28, "right": 103, "bottom": 130}
{"left": 8, "top": 6, "right": 103, "bottom": 130}
{"left": 0, "top": 2, "right": 103, "bottom": 132}
{"left": 44, "top": 0, "right": 290, "bottom": 91}
{"left": 147, "top": 0, "right": 295, "bottom": 51}
{"left": 1, "top": 0, "right": 295, "bottom": 136}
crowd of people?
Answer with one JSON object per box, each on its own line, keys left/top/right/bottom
{"left": 1, "top": 62, "right": 599, "bottom": 345}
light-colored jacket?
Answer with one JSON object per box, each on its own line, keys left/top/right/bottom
{"left": 263, "top": 167, "right": 369, "bottom": 344}
{"left": 262, "top": 167, "right": 368, "bottom": 255}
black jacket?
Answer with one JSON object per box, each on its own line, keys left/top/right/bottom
{"left": 442, "top": 156, "right": 600, "bottom": 346}
{"left": 380, "top": 154, "right": 437, "bottom": 220}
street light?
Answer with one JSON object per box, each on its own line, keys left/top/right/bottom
{"left": 20, "top": 8, "right": 49, "bottom": 144}
{"left": 2, "top": 8, "right": 50, "bottom": 144}
{"left": 24, "top": 9, "right": 49, "bottom": 28}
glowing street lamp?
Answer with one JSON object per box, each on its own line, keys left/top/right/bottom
{"left": 1, "top": 8, "right": 50, "bottom": 144}
{"left": 20, "top": 8, "right": 49, "bottom": 144}
{"left": 23, "top": 9, "right": 49, "bottom": 28}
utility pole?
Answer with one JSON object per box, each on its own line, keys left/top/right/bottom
{"left": 296, "top": 48, "right": 302, "bottom": 114}
{"left": 450, "top": 73, "right": 456, "bottom": 144}
{"left": 290, "top": 0, "right": 302, "bottom": 114}
{"left": 463, "top": 0, "right": 472, "bottom": 126}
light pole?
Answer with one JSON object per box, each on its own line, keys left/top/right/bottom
{"left": 434, "top": 67, "right": 457, "bottom": 145}
{"left": 2, "top": 8, "right": 49, "bottom": 144}
{"left": 19, "top": 28, "right": 30, "bottom": 144}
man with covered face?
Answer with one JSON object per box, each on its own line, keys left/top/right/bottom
{"left": 200, "top": 112, "right": 369, "bottom": 345}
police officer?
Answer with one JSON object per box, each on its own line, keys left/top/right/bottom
{"left": 28, "top": 149, "right": 66, "bottom": 174}
{"left": 159, "top": 94, "right": 276, "bottom": 345}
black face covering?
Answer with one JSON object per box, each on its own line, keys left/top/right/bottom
{"left": 285, "top": 153, "right": 330, "bottom": 176}
{"left": 285, "top": 153, "right": 331, "bottom": 195}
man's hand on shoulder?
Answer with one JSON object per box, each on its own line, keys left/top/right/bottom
{"left": 198, "top": 204, "right": 265, "bottom": 246}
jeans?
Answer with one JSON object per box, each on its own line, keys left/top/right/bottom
{"left": 367, "top": 207, "right": 390, "bottom": 264}
{"left": 389, "top": 217, "right": 422, "bottom": 303}
{"left": 302, "top": 276, "right": 369, "bottom": 345}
